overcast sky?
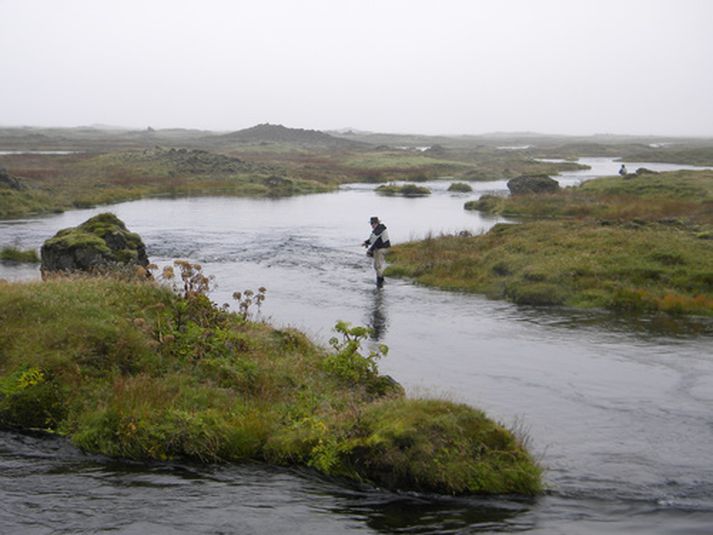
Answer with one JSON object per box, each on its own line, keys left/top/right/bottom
{"left": 1, "top": 0, "right": 712, "bottom": 136}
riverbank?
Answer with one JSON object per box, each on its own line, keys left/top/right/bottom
{"left": 0, "top": 125, "right": 594, "bottom": 219}
{"left": 0, "top": 148, "right": 333, "bottom": 219}
{"left": 388, "top": 169, "right": 713, "bottom": 316}
{"left": 0, "top": 272, "right": 542, "bottom": 495}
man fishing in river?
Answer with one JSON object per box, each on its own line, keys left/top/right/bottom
{"left": 362, "top": 216, "right": 391, "bottom": 288}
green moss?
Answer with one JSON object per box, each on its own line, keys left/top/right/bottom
{"left": 44, "top": 228, "right": 112, "bottom": 254}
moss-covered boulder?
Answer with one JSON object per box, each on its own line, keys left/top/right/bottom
{"left": 507, "top": 174, "right": 560, "bottom": 195}
{"left": 41, "top": 213, "right": 149, "bottom": 275}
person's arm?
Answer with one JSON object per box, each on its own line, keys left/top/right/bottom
{"left": 363, "top": 231, "right": 376, "bottom": 249}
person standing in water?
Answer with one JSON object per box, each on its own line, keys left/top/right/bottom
{"left": 363, "top": 216, "right": 391, "bottom": 288}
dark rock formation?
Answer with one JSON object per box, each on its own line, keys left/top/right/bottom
{"left": 507, "top": 174, "right": 560, "bottom": 195}
{"left": 0, "top": 167, "right": 26, "bottom": 190}
{"left": 41, "top": 213, "right": 149, "bottom": 275}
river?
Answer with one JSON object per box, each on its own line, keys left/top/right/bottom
{"left": 1, "top": 158, "right": 713, "bottom": 534}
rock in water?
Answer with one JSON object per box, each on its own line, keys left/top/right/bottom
{"left": 507, "top": 174, "right": 560, "bottom": 195}
{"left": 41, "top": 213, "right": 149, "bottom": 274}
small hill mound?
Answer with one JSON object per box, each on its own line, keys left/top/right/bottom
{"left": 211, "top": 123, "right": 367, "bottom": 148}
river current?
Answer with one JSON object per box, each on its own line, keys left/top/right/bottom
{"left": 1, "top": 158, "right": 713, "bottom": 534}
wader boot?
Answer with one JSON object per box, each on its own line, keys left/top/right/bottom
{"left": 376, "top": 276, "right": 384, "bottom": 288}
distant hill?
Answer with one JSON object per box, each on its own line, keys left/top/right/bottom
{"left": 207, "top": 123, "right": 369, "bottom": 148}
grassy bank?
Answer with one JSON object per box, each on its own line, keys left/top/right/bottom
{"left": 394, "top": 168, "right": 713, "bottom": 316}
{"left": 467, "top": 169, "right": 713, "bottom": 225}
{"left": 0, "top": 142, "right": 590, "bottom": 219}
{"left": 0, "top": 149, "right": 332, "bottom": 219}
{"left": 387, "top": 220, "right": 713, "bottom": 315}
{"left": 0, "top": 273, "right": 541, "bottom": 495}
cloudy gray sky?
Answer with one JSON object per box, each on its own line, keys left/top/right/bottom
{"left": 1, "top": 0, "right": 712, "bottom": 136}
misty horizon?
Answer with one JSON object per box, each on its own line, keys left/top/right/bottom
{"left": 2, "top": 0, "right": 712, "bottom": 138}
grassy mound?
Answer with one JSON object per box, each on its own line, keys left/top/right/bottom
{"left": 387, "top": 221, "right": 713, "bottom": 315}
{"left": 0, "top": 274, "right": 541, "bottom": 495}
{"left": 375, "top": 183, "right": 431, "bottom": 197}
{"left": 447, "top": 182, "right": 473, "bottom": 193}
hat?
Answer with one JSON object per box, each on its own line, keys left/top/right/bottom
{"left": 370, "top": 216, "right": 380, "bottom": 224}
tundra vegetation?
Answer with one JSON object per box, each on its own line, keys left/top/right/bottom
{"left": 0, "top": 262, "right": 542, "bottom": 495}
{"left": 375, "top": 183, "right": 432, "bottom": 197}
{"left": 389, "top": 169, "right": 713, "bottom": 316}
{"left": 0, "top": 124, "right": 600, "bottom": 219}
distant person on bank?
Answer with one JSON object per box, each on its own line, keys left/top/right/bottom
{"left": 619, "top": 164, "right": 628, "bottom": 176}
{"left": 363, "top": 216, "right": 391, "bottom": 288}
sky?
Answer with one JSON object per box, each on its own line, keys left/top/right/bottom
{"left": 1, "top": 0, "right": 712, "bottom": 136}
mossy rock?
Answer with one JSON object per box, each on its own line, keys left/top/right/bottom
{"left": 507, "top": 175, "right": 560, "bottom": 195}
{"left": 41, "top": 212, "right": 149, "bottom": 274}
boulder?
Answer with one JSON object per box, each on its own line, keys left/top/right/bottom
{"left": 0, "top": 167, "right": 26, "bottom": 190}
{"left": 507, "top": 174, "right": 560, "bottom": 195}
{"left": 41, "top": 213, "right": 149, "bottom": 275}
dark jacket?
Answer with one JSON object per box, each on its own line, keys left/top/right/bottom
{"left": 364, "top": 223, "right": 391, "bottom": 252}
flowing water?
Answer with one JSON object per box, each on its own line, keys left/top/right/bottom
{"left": 2, "top": 158, "right": 713, "bottom": 534}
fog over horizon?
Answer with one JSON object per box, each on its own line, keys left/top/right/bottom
{"left": 1, "top": 0, "right": 712, "bottom": 138}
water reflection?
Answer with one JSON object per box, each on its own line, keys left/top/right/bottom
{"left": 329, "top": 488, "right": 535, "bottom": 534}
{"left": 367, "top": 287, "right": 389, "bottom": 341}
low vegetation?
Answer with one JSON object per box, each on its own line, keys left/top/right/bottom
{"left": 390, "top": 169, "right": 713, "bottom": 316}
{"left": 375, "top": 183, "right": 432, "bottom": 197}
{"left": 0, "top": 125, "right": 600, "bottom": 219}
{"left": 0, "top": 266, "right": 542, "bottom": 495}
{"left": 0, "top": 148, "right": 331, "bottom": 219}
{"left": 467, "top": 169, "right": 713, "bottom": 225}
{"left": 0, "top": 246, "right": 39, "bottom": 263}
{"left": 447, "top": 182, "right": 473, "bottom": 192}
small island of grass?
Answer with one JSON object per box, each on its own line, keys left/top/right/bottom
{"left": 447, "top": 182, "right": 473, "bottom": 193}
{"left": 375, "top": 183, "right": 432, "bottom": 197}
{"left": 0, "top": 267, "right": 542, "bottom": 496}
{"left": 0, "top": 246, "right": 39, "bottom": 263}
